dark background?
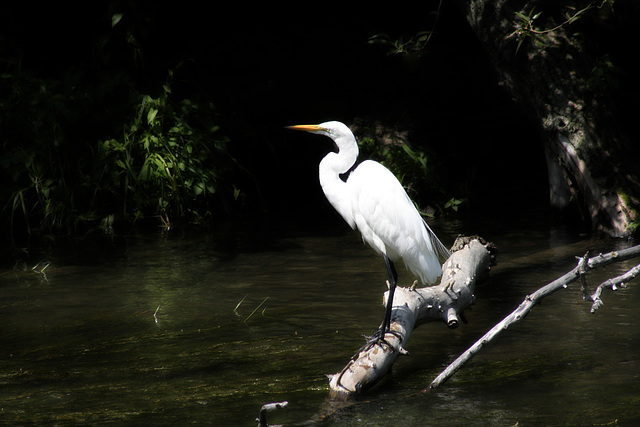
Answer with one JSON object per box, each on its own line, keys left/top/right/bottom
{"left": 5, "top": 1, "right": 635, "bottom": 233}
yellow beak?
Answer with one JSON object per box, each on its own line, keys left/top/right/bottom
{"left": 285, "top": 124, "right": 325, "bottom": 132}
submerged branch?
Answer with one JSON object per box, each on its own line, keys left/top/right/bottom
{"left": 427, "top": 243, "right": 640, "bottom": 391}
{"left": 256, "top": 401, "right": 288, "bottom": 427}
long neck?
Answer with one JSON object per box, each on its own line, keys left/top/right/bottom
{"left": 318, "top": 135, "right": 359, "bottom": 228}
{"left": 319, "top": 133, "right": 358, "bottom": 184}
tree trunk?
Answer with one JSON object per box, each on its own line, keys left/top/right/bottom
{"left": 453, "top": 0, "right": 639, "bottom": 236}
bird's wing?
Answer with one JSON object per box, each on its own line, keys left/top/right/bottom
{"left": 347, "top": 160, "right": 447, "bottom": 284}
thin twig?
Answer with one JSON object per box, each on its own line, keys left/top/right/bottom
{"left": 528, "top": 5, "right": 595, "bottom": 35}
{"left": 234, "top": 295, "right": 247, "bottom": 316}
{"left": 31, "top": 261, "right": 51, "bottom": 282}
{"left": 154, "top": 305, "right": 161, "bottom": 323}
{"left": 245, "top": 297, "right": 269, "bottom": 323}
{"left": 420, "top": 0, "right": 443, "bottom": 49}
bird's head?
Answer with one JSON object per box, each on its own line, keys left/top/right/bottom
{"left": 287, "top": 120, "right": 359, "bottom": 174}
{"left": 286, "top": 121, "right": 354, "bottom": 141}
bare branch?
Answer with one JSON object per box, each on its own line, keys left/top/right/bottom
{"left": 427, "top": 244, "right": 640, "bottom": 391}
{"left": 589, "top": 262, "right": 640, "bottom": 313}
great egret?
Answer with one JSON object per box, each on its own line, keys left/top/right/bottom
{"left": 287, "top": 121, "right": 450, "bottom": 344}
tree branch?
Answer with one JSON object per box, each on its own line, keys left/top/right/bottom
{"left": 587, "top": 262, "right": 640, "bottom": 313}
{"left": 427, "top": 244, "right": 640, "bottom": 391}
{"left": 327, "top": 236, "right": 495, "bottom": 399}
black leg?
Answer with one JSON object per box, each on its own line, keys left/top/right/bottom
{"left": 381, "top": 254, "right": 398, "bottom": 335}
{"left": 353, "top": 254, "right": 401, "bottom": 357}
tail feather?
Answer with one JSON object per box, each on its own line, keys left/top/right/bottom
{"left": 423, "top": 219, "right": 451, "bottom": 264}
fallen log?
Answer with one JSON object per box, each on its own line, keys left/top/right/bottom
{"left": 328, "top": 235, "right": 496, "bottom": 398}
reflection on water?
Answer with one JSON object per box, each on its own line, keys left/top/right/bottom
{"left": 1, "top": 219, "right": 639, "bottom": 425}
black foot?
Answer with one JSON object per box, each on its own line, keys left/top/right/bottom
{"left": 351, "top": 327, "right": 402, "bottom": 359}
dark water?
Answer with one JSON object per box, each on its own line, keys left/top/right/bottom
{"left": 1, "top": 218, "right": 639, "bottom": 426}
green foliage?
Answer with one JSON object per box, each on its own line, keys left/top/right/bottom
{"left": 99, "top": 75, "right": 233, "bottom": 226}
{"left": 444, "top": 197, "right": 465, "bottom": 213}
{"left": 510, "top": 1, "right": 616, "bottom": 53}
{"left": 0, "top": 5, "right": 247, "bottom": 237}
{"left": 367, "top": 1, "right": 442, "bottom": 57}
{"left": 512, "top": 8, "right": 545, "bottom": 53}
{"left": 0, "top": 70, "right": 95, "bottom": 234}
{"left": 368, "top": 31, "right": 434, "bottom": 56}
{"left": 0, "top": 67, "right": 236, "bottom": 235}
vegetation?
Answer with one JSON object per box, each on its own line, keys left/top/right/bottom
{"left": 0, "top": 4, "right": 454, "bottom": 239}
{"left": 509, "top": 1, "right": 616, "bottom": 52}
{"left": 2, "top": 1, "right": 637, "bottom": 237}
{"left": 98, "top": 73, "right": 234, "bottom": 228}
{"left": 1, "top": 68, "right": 237, "bottom": 236}
{"left": 0, "top": 8, "right": 243, "bottom": 238}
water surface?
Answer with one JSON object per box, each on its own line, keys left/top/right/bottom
{"left": 1, "top": 219, "right": 639, "bottom": 425}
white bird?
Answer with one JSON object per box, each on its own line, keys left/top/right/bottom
{"left": 287, "top": 121, "right": 450, "bottom": 343}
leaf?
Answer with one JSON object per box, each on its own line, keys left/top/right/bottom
{"left": 139, "top": 160, "right": 150, "bottom": 180}
{"left": 147, "top": 108, "right": 158, "bottom": 125}
{"left": 402, "top": 145, "right": 427, "bottom": 169}
{"left": 445, "top": 197, "right": 464, "bottom": 212}
{"left": 194, "top": 181, "right": 205, "bottom": 195}
{"left": 153, "top": 157, "right": 166, "bottom": 171}
{"left": 515, "top": 12, "right": 529, "bottom": 21}
{"left": 111, "top": 13, "right": 123, "bottom": 28}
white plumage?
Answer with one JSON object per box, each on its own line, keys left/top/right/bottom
{"left": 290, "top": 121, "right": 449, "bottom": 285}
{"left": 287, "top": 120, "right": 450, "bottom": 339}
